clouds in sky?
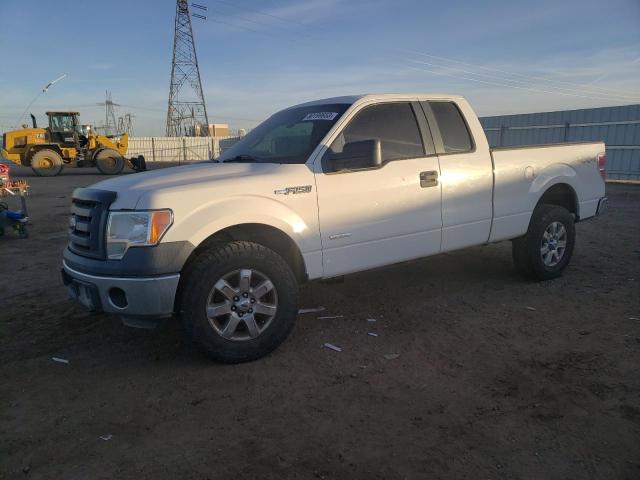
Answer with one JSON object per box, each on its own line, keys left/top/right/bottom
{"left": 1, "top": 0, "right": 639, "bottom": 135}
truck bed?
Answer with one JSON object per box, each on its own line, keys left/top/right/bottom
{"left": 488, "top": 141, "right": 606, "bottom": 242}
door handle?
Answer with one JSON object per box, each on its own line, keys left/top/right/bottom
{"left": 419, "top": 170, "right": 438, "bottom": 188}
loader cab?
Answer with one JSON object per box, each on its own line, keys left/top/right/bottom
{"left": 46, "top": 111, "right": 81, "bottom": 147}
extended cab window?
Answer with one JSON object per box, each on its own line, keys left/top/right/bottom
{"left": 326, "top": 102, "right": 425, "bottom": 165}
{"left": 428, "top": 101, "right": 473, "bottom": 153}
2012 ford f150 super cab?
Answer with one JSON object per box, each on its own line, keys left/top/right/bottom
{"left": 62, "top": 94, "right": 607, "bottom": 362}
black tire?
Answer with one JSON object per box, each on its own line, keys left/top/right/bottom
{"left": 136, "top": 155, "right": 147, "bottom": 171}
{"left": 30, "top": 149, "right": 63, "bottom": 176}
{"left": 95, "top": 148, "right": 125, "bottom": 174}
{"left": 512, "top": 203, "right": 575, "bottom": 281}
{"left": 179, "top": 241, "right": 299, "bottom": 363}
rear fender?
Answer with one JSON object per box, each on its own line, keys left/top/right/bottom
{"left": 529, "top": 163, "right": 580, "bottom": 215}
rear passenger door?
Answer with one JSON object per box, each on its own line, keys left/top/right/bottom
{"left": 314, "top": 101, "right": 442, "bottom": 277}
{"left": 421, "top": 101, "right": 494, "bottom": 251}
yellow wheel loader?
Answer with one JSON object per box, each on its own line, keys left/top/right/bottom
{"left": 1, "top": 112, "right": 146, "bottom": 176}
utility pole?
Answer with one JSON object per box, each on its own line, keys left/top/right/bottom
{"left": 96, "top": 91, "right": 119, "bottom": 136}
{"left": 166, "top": 1, "right": 210, "bottom": 137}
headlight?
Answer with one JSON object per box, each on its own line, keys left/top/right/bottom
{"left": 106, "top": 210, "right": 173, "bottom": 259}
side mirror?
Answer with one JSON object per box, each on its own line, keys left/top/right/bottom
{"left": 327, "top": 139, "right": 382, "bottom": 172}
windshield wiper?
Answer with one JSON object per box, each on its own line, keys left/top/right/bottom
{"left": 223, "top": 154, "right": 261, "bottom": 163}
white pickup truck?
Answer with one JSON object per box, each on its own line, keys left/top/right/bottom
{"left": 62, "top": 94, "right": 607, "bottom": 362}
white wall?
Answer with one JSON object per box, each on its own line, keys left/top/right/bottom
{"left": 128, "top": 136, "right": 241, "bottom": 162}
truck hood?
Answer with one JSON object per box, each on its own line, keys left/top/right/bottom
{"left": 91, "top": 162, "right": 285, "bottom": 208}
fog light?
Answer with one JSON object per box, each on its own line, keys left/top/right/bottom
{"left": 108, "top": 287, "right": 128, "bottom": 309}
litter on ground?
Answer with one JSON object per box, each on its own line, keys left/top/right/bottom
{"left": 367, "top": 332, "right": 379, "bottom": 337}
{"left": 384, "top": 354, "right": 400, "bottom": 360}
{"left": 298, "top": 307, "right": 326, "bottom": 314}
{"left": 525, "top": 306, "right": 537, "bottom": 311}
{"left": 99, "top": 434, "right": 113, "bottom": 441}
{"left": 51, "top": 357, "right": 69, "bottom": 364}
{"left": 323, "top": 343, "right": 342, "bottom": 352}
{"left": 366, "top": 318, "right": 377, "bottom": 323}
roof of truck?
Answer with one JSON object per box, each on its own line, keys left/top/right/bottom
{"left": 290, "top": 93, "right": 465, "bottom": 109}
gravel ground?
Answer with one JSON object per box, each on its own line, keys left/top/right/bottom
{"left": 1, "top": 165, "right": 639, "bottom": 479}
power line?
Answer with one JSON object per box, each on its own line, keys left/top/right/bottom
{"left": 206, "top": 16, "right": 276, "bottom": 35}
{"left": 403, "top": 49, "right": 640, "bottom": 99}
{"left": 406, "top": 58, "right": 640, "bottom": 103}
{"left": 204, "top": 6, "right": 315, "bottom": 39}
{"left": 209, "top": 0, "right": 308, "bottom": 27}
{"left": 207, "top": 7, "right": 290, "bottom": 31}
{"left": 407, "top": 65, "right": 639, "bottom": 102}
{"left": 201, "top": 9, "right": 314, "bottom": 41}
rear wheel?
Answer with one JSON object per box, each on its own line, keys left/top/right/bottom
{"left": 179, "top": 241, "right": 298, "bottom": 363}
{"left": 30, "top": 149, "right": 63, "bottom": 176}
{"left": 512, "top": 204, "right": 575, "bottom": 280}
{"left": 95, "top": 148, "right": 125, "bottom": 174}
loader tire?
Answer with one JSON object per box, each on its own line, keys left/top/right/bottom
{"left": 179, "top": 241, "right": 299, "bottom": 363}
{"left": 30, "top": 149, "right": 63, "bottom": 176}
{"left": 95, "top": 149, "right": 125, "bottom": 175}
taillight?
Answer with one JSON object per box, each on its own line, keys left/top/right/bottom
{"left": 597, "top": 153, "right": 606, "bottom": 180}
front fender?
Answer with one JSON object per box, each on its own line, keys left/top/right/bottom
{"left": 163, "top": 194, "right": 320, "bottom": 256}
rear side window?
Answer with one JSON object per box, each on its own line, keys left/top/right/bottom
{"left": 428, "top": 101, "right": 473, "bottom": 153}
{"left": 327, "top": 102, "right": 425, "bottom": 163}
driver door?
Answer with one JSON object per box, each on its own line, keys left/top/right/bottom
{"left": 314, "top": 101, "right": 442, "bottom": 277}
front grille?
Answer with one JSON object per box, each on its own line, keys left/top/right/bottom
{"left": 68, "top": 188, "right": 117, "bottom": 259}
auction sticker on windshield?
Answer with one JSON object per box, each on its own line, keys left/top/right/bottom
{"left": 302, "top": 112, "right": 339, "bottom": 121}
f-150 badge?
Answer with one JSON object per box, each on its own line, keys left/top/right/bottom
{"left": 274, "top": 185, "right": 312, "bottom": 195}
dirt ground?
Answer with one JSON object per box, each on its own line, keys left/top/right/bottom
{"left": 1, "top": 164, "right": 639, "bottom": 480}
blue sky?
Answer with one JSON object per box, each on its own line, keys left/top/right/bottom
{"left": 1, "top": 0, "right": 639, "bottom": 135}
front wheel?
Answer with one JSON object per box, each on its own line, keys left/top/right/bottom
{"left": 94, "top": 148, "right": 125, "bottom": 174}
{"left": 512, "top": 204, "right": 575, "bottom": 280}
{"left": 179, "top": 241, "right": 298, "bottom": 363}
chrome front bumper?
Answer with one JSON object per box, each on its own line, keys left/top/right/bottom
{"left": 62, "top": 261, "right": 179, "bottom": 321}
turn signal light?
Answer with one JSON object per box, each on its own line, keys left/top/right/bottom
{"left": 150, "top": 210, "right": 173, "bottom": 244}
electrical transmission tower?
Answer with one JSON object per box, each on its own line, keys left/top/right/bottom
{"left": 166, "top": 1, "right": 210, "bottom": 137}
{"left": 117, "top": 113, "right": 134, "bottom": 135}
{"left": 96, "top": 91, "right": 119, "bottom": 136}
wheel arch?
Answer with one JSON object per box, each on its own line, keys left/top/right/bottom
{"left": 175, "top": 223, "right": 308, "bottom": 313}
{"left": 25, "top": 144, "right": 63, "bottom": 165}
{"left": 534, "top": 182, "right": 579, "bottom": 219}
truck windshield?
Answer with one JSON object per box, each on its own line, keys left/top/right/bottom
{"left": 218, "top": 103, "right": 350, "bottom": 164}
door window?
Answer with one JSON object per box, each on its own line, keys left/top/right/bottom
{"left": 427, "top": 102, "right": 473, "bottom": 153}
{"left": 325, "top": 102, "right": 425, "bottom": 165}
